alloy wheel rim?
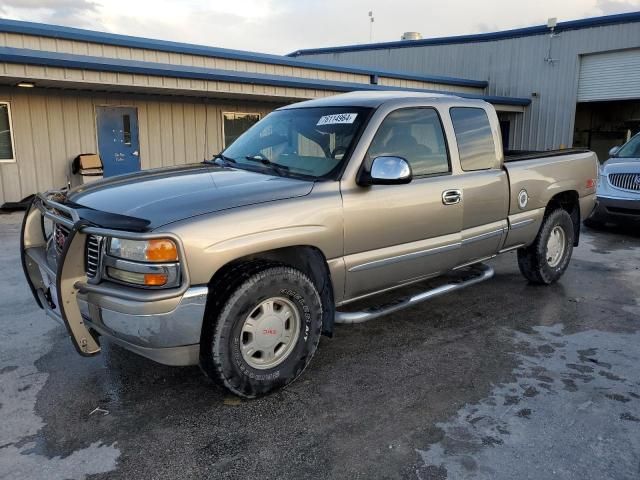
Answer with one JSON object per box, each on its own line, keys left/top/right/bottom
{"left": 546, "top": 225, "right": 566, "bottom": 268}
{"left": 240, "top": 297, "right": 300, "bottom": 370}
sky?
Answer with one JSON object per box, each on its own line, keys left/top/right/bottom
{"left": 0, "top": 0, "right": 639, "bottom": 55}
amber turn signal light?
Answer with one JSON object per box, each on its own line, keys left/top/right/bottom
{"left": 145, "top": 239, "right": 179, "bottom": 262}
{"left": 107, "top": 268, "right": 168, "bottom": 287}
{"left": 143, "top": 273, "right": 169, "bottom": 286}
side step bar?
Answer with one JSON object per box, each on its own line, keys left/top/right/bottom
{"left": 335, "top": 263, "right": 495, "bottom": 324}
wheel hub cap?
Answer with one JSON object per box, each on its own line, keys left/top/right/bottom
{"left": 546, "top": 225, "right": 566, "bottom": 268}
{"left": 240, "top": 297, "right": 300, "bottom": 370}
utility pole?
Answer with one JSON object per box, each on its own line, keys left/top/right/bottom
{"left": 369, "top": 11, "right": 374, "bottom": 42}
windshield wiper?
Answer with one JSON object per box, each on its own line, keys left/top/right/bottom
{"left": 245, "top": 154, "right": 290, "bottom": 176}
{"left": 205, "top": 153, "right": 237, "bottom": 166}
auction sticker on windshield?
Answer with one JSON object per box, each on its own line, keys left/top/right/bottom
{"left": 317, "top": 113, "right": 358, "bottom": 125}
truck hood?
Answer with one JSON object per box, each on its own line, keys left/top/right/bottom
{"left": 67, "top": 164, "right": 314, "bottom": 229}
{"left": 602, "top": 157, "right": 640, "bottom": 177}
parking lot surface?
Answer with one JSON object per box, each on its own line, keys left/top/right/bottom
{"left": 1, "top": 212, "right": 639, "bottom": 480}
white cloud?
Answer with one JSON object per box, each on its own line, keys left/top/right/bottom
{"left": 0, "top": 0, "right": 638, "bottom": 54}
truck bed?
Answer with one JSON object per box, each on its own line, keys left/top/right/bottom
{"left": 505, "top": 149, "right": 591, "bottom": 162}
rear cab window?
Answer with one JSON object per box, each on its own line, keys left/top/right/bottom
{"left": 450, "top": 107, "right": 499, "bottom": 171}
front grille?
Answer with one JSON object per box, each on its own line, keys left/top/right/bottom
{"left": 53, "top": 223, "right": 70, "bottom": 256}
{"left": 609, "top": 173, "right": 640, "bottom": 191}
{"left": 85, "top": 235, "right": 101, "bottom": 279}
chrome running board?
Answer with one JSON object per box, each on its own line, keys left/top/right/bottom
{"left": 335, "top": 263, "right": 495, "bottom": 324}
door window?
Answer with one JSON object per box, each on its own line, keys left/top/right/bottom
{"left": 123, "top": 114, "right": 132, "bottom": 145}
{"left": 450, "top": 107, "right": 498, "bottom": 171}
{"left": 367, "top": 108, "right": 450, "bottom": 177}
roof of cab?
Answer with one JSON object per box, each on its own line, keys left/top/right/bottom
{"left": 278, "top": 90, "right": 484, "bottom": 109}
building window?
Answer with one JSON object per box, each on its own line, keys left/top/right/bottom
{"left": 450, "top": 107, "right": 498, "bottom": 171}
{"left": 223, "top": 112, "right": 261, "bottom": 148}
{"left": 0, "top": 102, "right": 15, "bottom": 162}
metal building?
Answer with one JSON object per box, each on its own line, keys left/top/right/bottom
{"left": 290, "top": 12, "right": 640, "bottom": 161}
{"left": 0, "top": 19, "right": 531, "bottom": 205}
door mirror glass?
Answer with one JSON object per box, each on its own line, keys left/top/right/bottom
{"left": 608, "top": 145, "right": 621, "bottom": 157}
{"left": 359, "top": 156, "right": 412, "bottom": 186}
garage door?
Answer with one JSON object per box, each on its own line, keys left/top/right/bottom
{"left": 578, "top": 49, "right": 640, "bottom": 102}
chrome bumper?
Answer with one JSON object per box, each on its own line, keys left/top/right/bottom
{"left": 20, "top": 192, "right": 206, "bottom": 366}
{"left": 77, "top": 286, "right": 207, "bottom": 366}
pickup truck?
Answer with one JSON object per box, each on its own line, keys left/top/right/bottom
{"left": 21, "top": 91, "right": 598, "bottom": 398}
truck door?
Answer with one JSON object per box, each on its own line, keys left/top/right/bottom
{"left": 448, "top": 107, "right": 509, "bottom": 266}
{"left": 340, "top": 107, "right": 463, "bottom": 301}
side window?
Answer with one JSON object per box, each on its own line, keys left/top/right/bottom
{"left": 450, "top": 107, "right": 498, "bottom": 171}
{"left": 367, "top": 108, "right": 450, "bottom": 176}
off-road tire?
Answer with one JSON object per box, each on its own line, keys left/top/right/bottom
{"left": 200, "top": 264, "right": 323, "bottom": 398}
{"left": 517, "top": 209, "right": 574, "bottom": 285}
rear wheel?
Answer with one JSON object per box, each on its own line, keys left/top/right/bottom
{"left": 200, "top": 264, "right": 323, "bottom": 398}
{"left": 517, "top": 209, "right": 574, "bottom": 285}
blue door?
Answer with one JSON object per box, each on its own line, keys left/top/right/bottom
{"left": 96, "top": 106, "right": 140, "bottom": 177}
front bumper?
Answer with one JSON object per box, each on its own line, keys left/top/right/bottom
{"left": 20, "top": 193, "right": 207, "bottom": 366}
{"left": 77, "top": 286, "right": 207, "bottom": 366}
{"left": 589, "top": 195, "right": 640, "bottom": 223}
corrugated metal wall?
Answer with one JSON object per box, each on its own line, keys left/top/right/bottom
{"left": 0, "top": 31, "right": 371, "bottom": 85}
{"left": 578, "top": 48, "right": 640, "bottom": 102}
{"left": 0, "top": 32, "right": 484, "bottom": 96}
{"left": 0, "top": 87, "right": 280, "bottom": 204}
{"left": 297, "top": 22, "right": 640, "bottom": 151}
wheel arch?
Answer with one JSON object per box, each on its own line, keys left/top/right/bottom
{"left": 203, "top": 245, "right": 336, "bottom": 340}
{"left": 545, "top": 190, "right": 581, "bottom": 246}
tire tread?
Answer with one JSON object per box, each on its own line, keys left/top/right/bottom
{"left": 517, "top": 208, "right": 574, "bottom": 285}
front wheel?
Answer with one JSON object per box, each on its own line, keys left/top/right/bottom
{"left": 517, "top": 209, "right": 575, "bottom": 285}
{"left": 200, "top": 265, "right": 323, "bottom": 398}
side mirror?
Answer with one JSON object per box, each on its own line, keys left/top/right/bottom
{"left": 358, "top": 156, "right": 413, "bottom": 186}
{"left": 609, "top": 145, "right": 621, "bottom": 157}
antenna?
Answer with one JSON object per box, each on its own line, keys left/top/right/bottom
{"left": 368, "top": 11, "right": 374, "bottom": 42}
{"left": 544, "top": 17, "right": 560, "bottom": 65}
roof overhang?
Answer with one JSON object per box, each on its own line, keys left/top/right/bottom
{"left": 0, "top": 18, "right": 487, "bottom": 89}
{"left": 0, "top": 47, "right": 531, "bottom": 107}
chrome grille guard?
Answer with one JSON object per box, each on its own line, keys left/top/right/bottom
{"left": 20, "top": 190, "right": 191, "bottom": 356}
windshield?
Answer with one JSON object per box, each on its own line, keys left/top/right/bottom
{"left": 616, "top": 133, "right": 640, "bottom": 159}
{"left": 222, "top": 106, "right": 371, "bottom": 179}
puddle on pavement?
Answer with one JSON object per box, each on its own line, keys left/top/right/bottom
{"left": 0, "top": 219, "right": 120, "bottom": 480}
{"left": 416, "top": 324, "right": 640, "bottom": 480}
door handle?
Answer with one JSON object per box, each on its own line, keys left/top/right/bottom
{"left": 442, "top": 189, "right": 462, "bottom": 205}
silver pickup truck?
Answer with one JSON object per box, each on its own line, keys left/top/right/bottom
{"left": 21, "top": 92, "right": 598, "bottom": 397}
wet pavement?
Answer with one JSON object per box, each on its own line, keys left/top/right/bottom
{"left": 0, "top": 212, "right": 639, "bottom": 480}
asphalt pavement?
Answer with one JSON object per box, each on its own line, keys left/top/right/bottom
{"left": 0, "top": 212, "right": 639, "bottom": 480}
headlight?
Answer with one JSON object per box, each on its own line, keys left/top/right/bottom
{"left": 105, "top": 237, "right": 180, "bottom": 288}
{"left": 108, "top": 238, "right": 178, "bottom": 262}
